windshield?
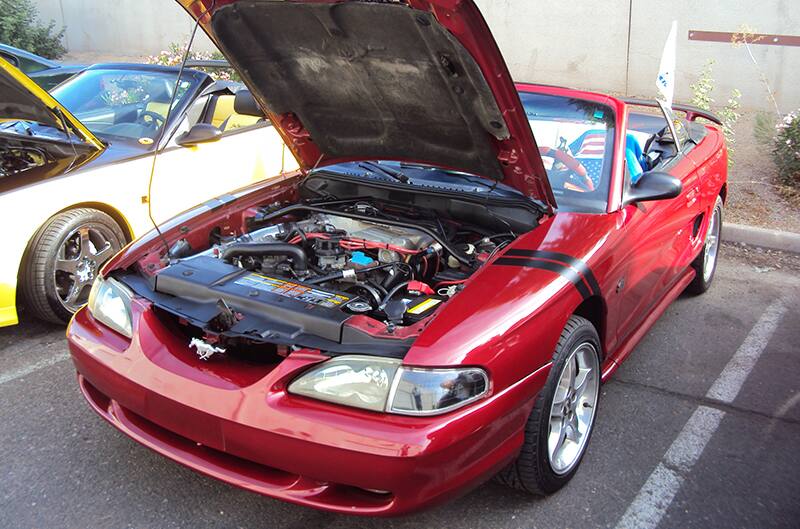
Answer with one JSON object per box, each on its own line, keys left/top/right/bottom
{"left": 51, "top": 69, "right": 203, "bottom": 143}
{"left": 519, "top": 91, "right": 615, "bottom": 213}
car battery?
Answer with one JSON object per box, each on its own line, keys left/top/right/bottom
{"left": 403, "top": 295, "right": 446, "bottom": 324}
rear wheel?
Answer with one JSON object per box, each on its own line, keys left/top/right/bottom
{"left": 687, "top": 196, "right": 723, "bottom": 295}
{"left": 21, "top": 208, "right": 126, "bottom": 323}
{"left": 497, "top": 315, "right": 601, "bottom": 495}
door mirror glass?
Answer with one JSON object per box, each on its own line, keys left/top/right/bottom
{"left": 625, "top": 170, "right": 682, "bottom": 205}
{"left": 175, "top": 123, "right": 222, "bottom": 147}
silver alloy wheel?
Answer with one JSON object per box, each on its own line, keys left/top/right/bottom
{"left": 547, "top": 342, "right": 600, "bottom": 475}
{"left": 703, "top": 204, "right": 722, "bottom": 282}
{"left": 54, "top": 224, "right": 118, "bottom": 312}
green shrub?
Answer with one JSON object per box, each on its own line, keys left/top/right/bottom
{"left": 773, "top": 110, "right": 800, "bottom": 191}
{"left": 690, "top": 60, "right": 741, "bottom": 166}
{"left": 753, "top": 112, "right": 777, "bottom": 146}
{"left": 0, "top": 0, "right": 66, "bottom": 59}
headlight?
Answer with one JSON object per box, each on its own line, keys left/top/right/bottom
{"left": 388, "top": 366, "right": 489, "bottom": 415}
{"left": 288, "top": 355, "right": 489, "bottom": 415}
{"left": 87, "top": 276, "right": 133, "bottom": 338}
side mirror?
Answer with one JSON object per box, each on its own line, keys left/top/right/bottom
{"left": 234, "top": 89, "right": 264, "bottom": 117}
{"left": 625, "top": 171, "right": 682, "bottom": 204}
{"left": 175, "top": 123, "right": 222, "bottom": 147}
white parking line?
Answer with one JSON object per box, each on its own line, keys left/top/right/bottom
{"left": 0, "top": 351, "right": 70, "bottom": 386}
{"left": 615, "top": 298, "right": 788, "bottom": 529}
{"left": 706, "top": 300, "right": 789, "bottom": 404}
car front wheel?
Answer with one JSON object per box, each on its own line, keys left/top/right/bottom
{"left": 21, "top": 208, "right": 126, "bottom": 324}
{"left": 497, "top": 315, "right": 601, "bottom": 495}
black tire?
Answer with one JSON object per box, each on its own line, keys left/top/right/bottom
{"left": 496, "top": 315, "right": 601, "bottom": 495}
{"left": 686, "top": 196, "right": 723, "bottom": 295}
{"left": 21, "top": 208, "right": 126, "bottom": 324}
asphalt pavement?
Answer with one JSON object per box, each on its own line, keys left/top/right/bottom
{"left": 1, "top": 244, "right": 798, "bottom": 529}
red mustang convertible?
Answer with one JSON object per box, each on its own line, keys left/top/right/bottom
{"left": 67, "top": 0, "right": 727, "bottom": 516}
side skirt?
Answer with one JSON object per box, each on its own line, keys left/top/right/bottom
{"left": 601, "top": 267, "right": 696, "bottom": 382}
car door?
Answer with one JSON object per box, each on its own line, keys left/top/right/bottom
{"left": 610, "top": 104, "right": 701, "bottom": 346}
{"left": 147, "top": 92, "right": 298, "bottom": 225}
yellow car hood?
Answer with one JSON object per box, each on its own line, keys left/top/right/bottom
{"left": 0, "top": 57, "right": 102, "bottom": 149}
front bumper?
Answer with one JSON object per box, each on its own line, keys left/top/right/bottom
{"left": 68, "top": 304, "right": 549, "bottom": 515}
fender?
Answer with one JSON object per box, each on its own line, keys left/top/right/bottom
{"left": 405, "top": 213, "right": 619, "bottom": 392}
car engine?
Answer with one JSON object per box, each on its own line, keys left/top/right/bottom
{"left": 145, "top": 197, "right": 514, "bottom": 355}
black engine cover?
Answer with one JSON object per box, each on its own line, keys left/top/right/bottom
{"left": 154, "top": 256, "right": 353, "bottom": 342}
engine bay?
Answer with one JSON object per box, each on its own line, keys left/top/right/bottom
{"left": 121, "top": 174, "right": 540, "bottom": 358}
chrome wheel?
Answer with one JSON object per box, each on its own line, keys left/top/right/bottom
{"left": 547, "top": 342, "right": 600, "bottom": 475}
{"left": 54, "top": 224, "right": 119, "bottom": 312}
{"left": 703, "top": 204, "right": 721, "bottom": 282}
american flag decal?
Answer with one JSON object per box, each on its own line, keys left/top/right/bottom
{"left": 574, "top": 133, "right": 605, "bottom": 158}
{"left": 569, "top": 130, "right": 608, "bottom": 186}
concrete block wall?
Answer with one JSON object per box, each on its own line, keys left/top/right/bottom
{"left": 31, "top": 0, "right": 800, "bottom": 113}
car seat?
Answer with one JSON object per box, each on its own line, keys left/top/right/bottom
{"left": 626, "top": 133, "right": 645, "bottom": 184}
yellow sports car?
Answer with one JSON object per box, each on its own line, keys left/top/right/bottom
{"left": 0, "top": 58, "right": 297, "bottom": 326}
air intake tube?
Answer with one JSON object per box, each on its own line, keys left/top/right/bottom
{"left": 221, "top": 243, "right": 308, "bottom": 271}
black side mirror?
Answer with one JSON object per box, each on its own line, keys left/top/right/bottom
{"left": 175, "top": 123, "right": 222, "bottom": 147}
{"left": 625, "top": 171, "right": 682, "bottom": 205}
{"left": 234, "top": 89, "right": 264, "bottom": 117}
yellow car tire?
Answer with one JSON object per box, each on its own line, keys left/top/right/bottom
{"left": 21, "top": 208, "right": 126, "bottom": 324}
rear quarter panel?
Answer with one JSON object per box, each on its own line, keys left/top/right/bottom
{"left": 691, "top": 125, "right": 727, "bottom": 209}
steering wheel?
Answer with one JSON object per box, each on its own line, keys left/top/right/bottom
{"left": 538, "top": 146, "right": 595, "bottom": 192}
{"left": 136, "top": 110, "right": 165, "bottom": 130}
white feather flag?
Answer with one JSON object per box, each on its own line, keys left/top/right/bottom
{"left": 656, "top": 20, "right": 678, "bottom": 109}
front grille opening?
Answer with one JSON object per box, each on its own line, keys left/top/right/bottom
{"left": 147, "top": 306, "right": 284, "bottom": 388}
{"left": 153, "top": 305, "right": 284, "bottom": 364}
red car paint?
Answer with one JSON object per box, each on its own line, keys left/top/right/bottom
{"left": 67, "top": 0, "right": 728, "bottom": 516}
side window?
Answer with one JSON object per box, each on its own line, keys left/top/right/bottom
{"left": 185, "top": 94, "right": 210, "bottom": 128}
{"left": 169, "top": 94, "right": 210, "bottom": 144}
{"left": 16, "top": 55, "right": 49, "bottom": 74}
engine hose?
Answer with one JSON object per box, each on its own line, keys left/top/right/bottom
{"left": 380, "top": 281, "right": 410, "bottom": 307}
{"left": 381, "top": 263, "right": 405, "bottom": 290}
{"left": 221, "top": 242, "right": 308, "bottom": 271}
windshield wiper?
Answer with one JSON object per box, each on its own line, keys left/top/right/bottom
{"left": 357, "top": 161, "right": 409, "bottom": 183}
{"left": 399, "top": 162, "right": 494, "bottom": 191}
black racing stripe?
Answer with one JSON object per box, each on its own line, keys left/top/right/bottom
{"left": 493, "top": 257, "right": 591, "bottom": 300}
{"left": 503, "top": 249, "right": 601, "bottom": 296}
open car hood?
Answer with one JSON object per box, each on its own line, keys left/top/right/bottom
{"left": 179, "top": 0, "right": 555, "bottom": 209}
{"left": 0, "top": 57, "right": 103, "bottom": 149}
